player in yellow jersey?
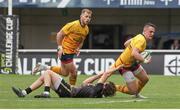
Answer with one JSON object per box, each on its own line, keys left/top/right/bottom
{"left": 97, "top": 23, "right": 156, "bottom": 98}
{"left": 33, "top": 9, "right": 92, "bottom": 86}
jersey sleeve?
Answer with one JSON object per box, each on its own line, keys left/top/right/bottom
{"left": 61, "top": 22, "right": 75, "bottom": 35}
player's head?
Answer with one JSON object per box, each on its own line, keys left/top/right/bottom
{"left": 143, "top": 23, "right": 156, "bottom": 41}
{"left": 80, "top": 9, "right": 92, "bottom": 26}
{"left": 102, "top": 81, "right": 116, "bottom": 97}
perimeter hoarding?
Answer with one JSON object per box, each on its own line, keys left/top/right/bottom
{"left": 17, "top": 50, "right": 180, "bottom": 76}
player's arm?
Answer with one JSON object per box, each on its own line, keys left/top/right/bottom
{"left": 132, "top": 47, "right": 151, "bottom": 63}
{"left": 56, "top": 29, "right": 65, "bottom": 48}
{"left": 124, "top": 39, "right": 131, "bottom": 47}
{"left": 57, "top": 22, "right": 73, "bottom": 52}
{"left": 56, "top": 30, "right": 65, "bottom": 58}
{"left": 97, "top": 64, "right": 123, "bottom": 83}
{"left": 76, "top": 39, "right": 85, "bottom": 56}
{"left": 82, "top": 73, "right": 103, "bottom": 85}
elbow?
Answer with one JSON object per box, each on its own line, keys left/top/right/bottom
{"left": 56, "top": 32, "right": 61, "bottom": 39}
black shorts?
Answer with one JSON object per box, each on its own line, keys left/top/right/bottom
{"left": 55, "top": 79, "right": 72, "bottom": 97}
{"left": 60, "top": 54, "right": 75, "bottom": 64}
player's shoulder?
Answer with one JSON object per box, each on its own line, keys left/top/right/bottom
{"left": 134, "top": 34, "right": 144, "bottom": 38}
{"left": 133, "top": 34, "right": 146, "bottom": 41}
{"left": 69, "top": 20, "right": 79, "bottom": 25}
{"left": 65, "top": 20, "right": 78, "bottom": 26}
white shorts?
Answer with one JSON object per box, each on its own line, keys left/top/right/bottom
{"left": 121, "top": 65, "right": 144, "bottom": 83}
{"left": 122, "top": 71, "right": 136, "bottom": 83}
{"left": 53, "top": 76, "right": 63, "bottom": 90}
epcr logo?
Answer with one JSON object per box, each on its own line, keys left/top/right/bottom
{"left": 164, "top": 55, "right": 180, "bottom": 76}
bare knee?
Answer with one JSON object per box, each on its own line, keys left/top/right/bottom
{"left": 45, "top": 70, "right": 53, "bottom": 75}
{"left": 70, "top": 69, "right": 77, "bottom": 76}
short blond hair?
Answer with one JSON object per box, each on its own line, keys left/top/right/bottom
{"left": 144, "top": 23, "right": 156, "bottom": 29}
{"left": 81, "top": 9, "right": 92, "bottom": 15}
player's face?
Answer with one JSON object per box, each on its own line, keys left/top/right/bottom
{"left": 80, "top": 12, "right": 92, "bottom": 26}
{"left": 144, "top": 26, "right": 155, "bottom": 41}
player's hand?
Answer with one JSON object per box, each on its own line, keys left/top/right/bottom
{"left": 143, "top": 56, "right": 152, "bottom": 64}
{"left": 57, "top": 46, "right": 64, "bottom": 59}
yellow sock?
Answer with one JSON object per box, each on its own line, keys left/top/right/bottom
{"left": 69, "top": 75, "right": 77, "bottom": 86}
{"left": 116, "top": 84, "right": 131, "bottom": 94}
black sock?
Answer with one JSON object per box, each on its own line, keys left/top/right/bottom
{"left": 44, "top": 86, "right": 50, "bottom": 92}
{"left": 25, "top": 87, "right": 32, "bottom": 94}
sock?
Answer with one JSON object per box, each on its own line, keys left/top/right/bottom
{"left": 22, "top": 90, "right": 27, "bottom": 96}
{"left": 115, "top": 85, "right": 131, "bottom": 94}
{"left": 44, "top": 86, "right": 50, "bottom": 93}
{"left": 69, "top": 75, "right": 77, "bottom": 86}
{"left": 50, "top": 66, "right": 63, "bottom": 75}
{"left": 24, "top": 87, "right": 32, "bottom": 94}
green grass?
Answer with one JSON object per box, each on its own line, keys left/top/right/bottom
{"left": 0, "top": 74, "right": 180, "bottom": 109}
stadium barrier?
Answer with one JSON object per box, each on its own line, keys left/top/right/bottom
{"left": 17, "top": 49, "right": 180, "bottom": 76}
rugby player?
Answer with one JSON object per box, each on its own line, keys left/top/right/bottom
{"left": 97, "top": 23, "right": 156, "bottom": 98}
{"left": 33, "top": 9, "right": 92, "bottom": 86}
{"left": 12, "top": 70, "right": 116, "bottom": 98}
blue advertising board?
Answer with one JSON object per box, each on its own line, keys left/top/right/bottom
{"left": 0, "top": 0, "right": 180, "bottom": 8}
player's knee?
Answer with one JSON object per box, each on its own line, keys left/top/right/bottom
{"left": 45, "top": 70, "right": 53, "bottom": 75}
{"left": 70, "top": 69, "right": 77, "bottom": 75}
{"left": 70, "top": 72, "right": 77, "bottom": 78}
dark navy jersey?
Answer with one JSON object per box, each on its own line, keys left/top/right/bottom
{"left": 72, "top": 83, "right": 104, "bottom": 98}
{"left": 55, "top": 79, "right": 104, "bottom": 98}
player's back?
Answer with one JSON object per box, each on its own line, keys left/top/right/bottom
{"left": 72, "top": 83, "right": 103, "bottom": 98}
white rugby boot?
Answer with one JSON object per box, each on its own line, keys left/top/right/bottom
{"left": 32, "top": 63, "right": 48, "bottom": 74}
{"left": 132, "top": 94, "right": 148, "bottom": 99}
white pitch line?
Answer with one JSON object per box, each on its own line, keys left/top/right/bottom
{"left": 0, "top": 98, "right": 146, "bottom": 103}
{"left": 83, "top": 99, "right": 147, "bottom": 104}
{"left": 57, "top": 0, "right": 71, "bottom": 8}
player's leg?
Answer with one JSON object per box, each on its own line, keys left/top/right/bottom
{"left": 59, "top": 54, "right": 77, "bottom": 85}
{"left": 133, "top": 65, "right": 149, "bottom": 94}
{"left": 12, "top": 73, "right": 46, "bottom": 97}
{"left": 63, "top": 62, "right": 77, "bottom": 85}
{"left": 116, "top": 71, "right": 138, "bottom": 95}
{"left": 51, "top": 53, "right": 76, "bottom": 83}
{"left": 32, "top": 63, "right": 69, "bottom": 76}
{"left": 32, "top": 63, "right": 49, "bottom": 74}
{"left": 50, "top": 64, "right": 69, "bottom": 76}
{"left": 35, "top": 70, "right": 72, "bottom": 98}
{"left": 34, "top": 70, "right": 64, "bottom": 98}
{"left": 49, "top": 70, "right": 72, "bottom": 97}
